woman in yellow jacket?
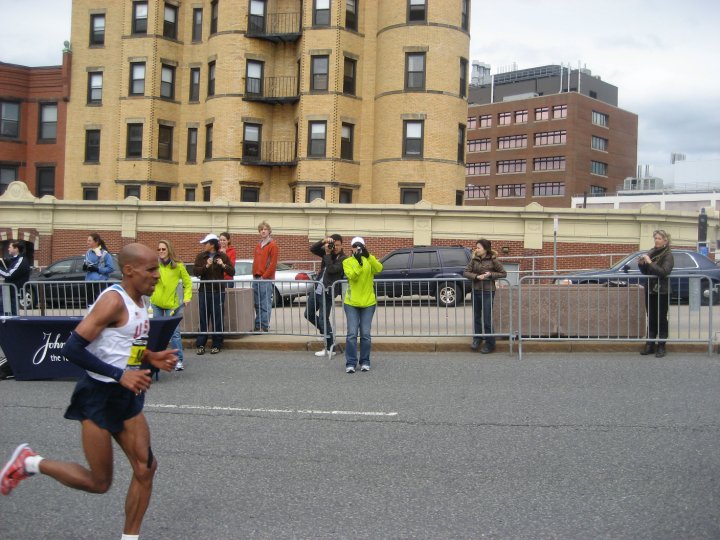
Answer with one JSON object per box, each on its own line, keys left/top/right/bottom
{"left": 150, "top": 239, "right": 193, "bottom": 371}
{"left": 342, "top": 237, "right": 383, "bottom": 373}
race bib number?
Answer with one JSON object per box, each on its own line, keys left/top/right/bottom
{"left": 127, "top": 338, "right": 148, "bottom": 368}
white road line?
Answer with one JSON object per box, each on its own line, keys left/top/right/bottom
{"left": 147, "top": 403, "right": 398, "bottom": 417}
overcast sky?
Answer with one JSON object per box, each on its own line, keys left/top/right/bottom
{"left": 2, "top": 0, "right": 719, "bottom": 168}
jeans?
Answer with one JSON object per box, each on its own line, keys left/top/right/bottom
{"left": 151, "top": 304, "right": 185, "bottom": 362}
{"left": 252, "top": 280, "right": 274, "bottom": 330}
{"left": 645, "top": 292, "right": 670, "bottom": 345}
{"left": 344, "top": 304, "right": 376, "bottom": 368}
{"left": 196, "top": 285, "right": 225, "bottom": 348}
{"left": 305, "top": 291, "right": 334, "bottom": 349}
{"left": 472, "top": 290, "right": 496, "bottom": 347}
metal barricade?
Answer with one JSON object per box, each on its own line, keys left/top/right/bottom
{"left": 19, "top": 279, "right": 120, "bottom": 316}
{"left": 1, "top": 283, "right": 20, "bottom": 316}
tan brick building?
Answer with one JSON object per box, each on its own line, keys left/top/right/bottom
{"left": 64, "top": 0, "right": 470, "bottom": 204}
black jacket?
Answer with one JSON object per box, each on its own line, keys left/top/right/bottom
{"left": 0, "top": 254, "right": 30, "bottom": 288}
{"left": 310, "top": 240, "right": 347, "bottom": 294}
{"left": 638, "top": 247, "right": 674, "bottom": 295}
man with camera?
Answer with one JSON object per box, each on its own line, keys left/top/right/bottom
{"left": 306, "top": 234, "right": 347, "bottom": 357}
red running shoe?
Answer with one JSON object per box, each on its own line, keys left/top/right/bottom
{"left": 1, "top": 443, "right": 36, "bottom": 495}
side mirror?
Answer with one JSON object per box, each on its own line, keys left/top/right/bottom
{"left": 621, "top": 264, "right": 630, "bottom": 274}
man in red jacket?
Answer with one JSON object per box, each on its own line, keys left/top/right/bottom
{"left": 251, "top": 221, "right": 278, "bottom": 331}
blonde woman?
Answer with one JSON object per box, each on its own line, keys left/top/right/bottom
{"left": 638, "top": 229, "right": 674, "bottom": 358}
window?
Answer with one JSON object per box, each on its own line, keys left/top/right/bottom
{"left": 497, "top": 159, "right": 526, "bottom": 173}
{"left": 479, "top": 114, "right": 492, "bottom": 128}
{"left": 87, "top": 72, "right": 103, "bottom": 104}
{"left": 497, "top": 135, "right": 527, "bottom": 150}
{"left": 343, "top": 57, "right": 356, "bottom": 95}
{"left": 408, "top": 0, "right": 426, "bottom": 22}
{"left": 203, "top": 185, "right": 211, "bottom": 201}
{"left": 465, "top": 184, "right": 489, "bottom": 200}
{"left": 498, "top": 112, "right": 512, "bottom": 126}
{"left": 533, "top": 156, "right": 565, "bottom": 171}
{"left": 461, "top": 0, "right": 469, "bottom": 30}
{"left": 346, "top": 0, "right": 357, "bottom": 30}
{"left": 533, "top": 182, "right": 565, "bottom": 196}
{"left": 592, "top": 110, "right": 609, "bottom": 127}
{"left": 552, "top": 104, "right": 567, "bottom": 119}
{"left": 535, "top": 107, "right": 549, "bottom": 121}
{"left": 189, "top": 67, "right": 200, "bottom": 101}
{"left": 467, "top": 138, "right": 490, "bottom": 152}
{"left": 465, "top": 162, "right": 490, "bottom": 175}
{"left": 124, "top": 185, "right": 141, "bottom": 198}
{"left": 339, "top": 188, "right": 352, "bottom": 203}
{"left": 186, "top": 128, "right": 198, "bottom": 162}
{"left": 126, "top": 123, "right": 143, "bottom": 157}
{"left": 90, "top": 14, "right": 105, "bottom": 45}
{"left": 241, "top": 186, "right": 260, "bottom": 202}
{"left": 314, "top": 0, "right": 330, "bottom": 26}
{"left": 205, "top": 123, "right": 213, "bottom": 159}
{"left": 192, "top": 8, "right": 203, "bottom": 41}
{"left": 382, "top": 252, "right": 410, "bottom": 270}
{"left": 341, "top": 123, "right": 354, "bottom": 160}
{"left": 534, "top": 130, "right": 566, "bottom": 146}
{"left": 405, "top": 53, "right": 425, "bottom": 90}
{"left": 308, "top": 121, "right": 327, "bottom": 157}
{"left": 85, "top": 129, "right": 101, "bottom": 162}
{"left": 515, "top": 110, "right": 528, "bottom": 123}
{"left": 311, "top": 56, "right": 329, "bottom": 91}
{"left": 467, "top": 116, "right": 477, "bottom": 129}
{"left": 591, "top": 160, "right": 608, "bottom": 176}
{"left": 0, "top": 102, "right": 20, "bottom": 138}
{"left": 457, "top": 124, "right": 465, "bottom": 163}
{"left": 246, "top": 60, "right": 263, "bottom": 96}
{"left": 132, "top": 2, "right": 148, "bottom": 34}
{"left": 306, "top": 187, "right": 325, "bottom": 202}
{"left": 590, "top": 185, "right": 607, "bottom": 195}
{"left": 243, "top": 123, "right": 261, "bottom": 160}
{"left": 156, "top": 186, "right": 171, "bottom": 201}
{"left": 459, "top": 58, "right": 467, "bottom": 98}
{"left": 496, "top": 184, "right": 526, "bottom": 198}
{"left": 403, "top": 120, "right": 423, "bottom": 157}
{"left": 129, "top": 62, "right": 145, "bottom": 95}
{"left": 591, "top": 135, "right": 608, "bottom": 151}
{"left": 83, "top": 186, "right": 98, "bottom": 200}
{"left": 0, "top": 165, "right": 17, "bottom": 195}
{"left": 160, "top": 65, "right": 175, "bottom": 99}
{"left": 163, "top": 4, "right": 178, "bottom": 39}
{"left": 248, "top": 0, "right": 265, "bottom": 33}
{"left": 36, "top": 167, "right": 55, "bottom": 197}
{"left": 411, "top": 251, "right": 438, "bottom": 269}
{"left": 158, "top": 125, "right": 173, "bottom": 160}
{"left": 38, "top": 103, "right": 57, "bottom": 141}
{"left": 207, "top": 61, "right": 215, "bottom": 96}
{"left": 185, "top": 187, "right": 196, "bottom": 201}
{"left": 210, "top": 0, "right": 218, "bottom": 34}
{"left": 401, "top": 188, "right": 422, "bottom": 204}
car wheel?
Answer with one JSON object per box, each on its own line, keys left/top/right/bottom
{"left": 436, "top": 282, "right": 459, "bottom": 308}
{"left": 701, "top": 286, "right": 720, "bottom": 306}
{"left": 17, "top": 290, "right": 35, "bottom": 310}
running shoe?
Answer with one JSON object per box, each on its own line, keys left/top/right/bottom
{"left": 360, "top": 364, "right": 370, "bottom": 372}
{"left": 175, "top": 361, "right": 184, "bottom": 371}
{"left": 345, "top": 366, "right": 356, "bottom": 374}
{"left": 1, "top": 443, "right": 36, "bottom": 496}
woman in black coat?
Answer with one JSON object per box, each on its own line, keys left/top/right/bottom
{"left": 638, "top": 229, "right": 674, "bottom": 358}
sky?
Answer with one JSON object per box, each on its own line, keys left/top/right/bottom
{"left": 2, "top": 0, "right": 719, "bottom": 169}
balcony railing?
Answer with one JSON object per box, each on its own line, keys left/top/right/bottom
{"left": 243, "top": 76, "right": 299, "bottom": 104}
{"left": 241, "top": 141, "right": 297, "bottom": 167}
{"left": 246, "top": 12, "right": 301, "bottom": 42}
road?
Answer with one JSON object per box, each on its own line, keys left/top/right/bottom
{"left": 1, "top": 350, "right": 719, "bottom": 539}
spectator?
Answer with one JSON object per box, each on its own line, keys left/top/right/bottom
{"left": 218, "top": 232, "right": 237, "bottom": 285}
{"left": 84, "top": 233, "right": 115, "bottom": 306}
{"left": 342, "top": 237, "right": 383, "bottom": 373}
{"left": 0, "top": 241, "right": 31, "bottom": 316}
{"left": 193, "top": 233, "right": 234, "bottom": 354}
{"left": 305, "top": 234, "right": 347, "bottom": 357}
{"left": 251, "top": 221, "right": 278, "bottom": 332}
{"left": 638, "top": 229, "right": 674, "bottom": 358}
{"left": 150, "top": 240, "right": 193, "bottom": 371}
{"left": 463, "top": 239, "right": 507, "bottom": 354}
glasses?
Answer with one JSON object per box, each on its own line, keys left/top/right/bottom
{"left": 157, "top": 248, "right": 167, "bottom": 252}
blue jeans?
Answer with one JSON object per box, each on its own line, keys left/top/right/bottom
{"left": 151, "top": 304, "right": 185, "bottom": 362}
{"left": 472, "top": 290, "right": 496, "bottom": 347}
{"left": 344, "top": 304, "right": 376, "bottom": 368}
{"left": 196, "top": 286, "right": 225, "bottom": 348}
{"left": 252, "top": 280, "right": 273, "bottom": 330}
{"left": 305, "top": 291, "right": 334, "bottom": 349}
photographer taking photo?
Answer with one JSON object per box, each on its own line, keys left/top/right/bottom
{"left": 305, "top": 234, "right": 346, "bottom": 357}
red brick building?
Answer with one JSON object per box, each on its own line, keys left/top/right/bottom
{"left": 0, "top": 51, "right": 71, "bottom": 199}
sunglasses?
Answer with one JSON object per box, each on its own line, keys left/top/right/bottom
{"left": 157, "top": 247, "right": 168, "bottom": 252}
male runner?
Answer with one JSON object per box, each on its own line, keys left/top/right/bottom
{"left": 0, "top": 243, "right": 177, "bottom": 540}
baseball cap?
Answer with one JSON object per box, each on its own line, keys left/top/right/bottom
{"left": 199, "top": 233, "right": 219, "bottom": 244}
{"left": 351, "top": 236, "right": 365, "bottom": 247}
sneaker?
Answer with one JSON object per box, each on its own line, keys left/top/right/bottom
{"left": 314, "top": 349, "right": 327, "bottom": 357}
{"left": 360, "top": 364, "right": 370, "bottom": 372}
{"left": 327, "top": 350, "right": 337, "bottom": 358}
{"left": 174, "top": 361, "right": 184, "bottom": 371}
{"left": 1, "top": 443, "right": 36, "bottom": 496}
{"left": 345, "top": 366, "right": 356, "bottom": 374}
{"left": 210, "top": 347, "right": 220, "bottom": 354}
{"left": 196, "top": 346, "right": 205, "bottom": 355}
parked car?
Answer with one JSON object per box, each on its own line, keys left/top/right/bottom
{"left": 188, "top": 259, "right": 315, "bottom": 306}
{"left": 374, "top": 246, "right": 473, "bottom": 307}
{"left": 25, "top": 255, "right": 121, "bottom": 309}
{"left": 556, "top": 249, "right": 720, "bottom": 305}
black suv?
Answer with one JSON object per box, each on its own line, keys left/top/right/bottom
{"left": 374, "top": 246, "right": 472, "bottom": 307}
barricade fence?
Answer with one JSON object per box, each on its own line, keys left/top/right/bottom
{"left": 1, "top": 283, "right": 20, "bottom": 316}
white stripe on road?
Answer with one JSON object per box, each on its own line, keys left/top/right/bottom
{"left": 147, "top": 403, "right": 398, "bottom": 417}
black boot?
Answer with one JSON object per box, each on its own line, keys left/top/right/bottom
{"left": 655, "top": 344, "right": 666, "bottom": 358}
{"left": 640, "top": 343, "right": 655, "bottom": 356}
{"left": 471, "top": 338, "right": 481, "bottom": 351}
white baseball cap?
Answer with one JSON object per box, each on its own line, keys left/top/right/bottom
{"left": 351, "top": 236, "right": 365, "bottom": 247}
{"left": 199, "top": 233, "right": 219, "bottom": 244}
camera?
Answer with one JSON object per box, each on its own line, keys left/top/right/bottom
{"left": 327, "top": 241, "right": 335, "bottom": 251}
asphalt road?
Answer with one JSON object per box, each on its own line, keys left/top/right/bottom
{"left": 1, "top": 350, "right": 719, "bottom": 539}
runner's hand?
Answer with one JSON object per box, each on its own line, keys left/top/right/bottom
{"left": 119, "top": 369, "right": 152, "bottom": 394}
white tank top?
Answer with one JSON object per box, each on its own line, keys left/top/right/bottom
{"left": 86, "top": 284, "right": 150, "bottom": 383}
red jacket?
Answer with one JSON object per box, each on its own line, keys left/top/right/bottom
{"left": 252, "top": 239, "right": 278, "bottom": 279}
